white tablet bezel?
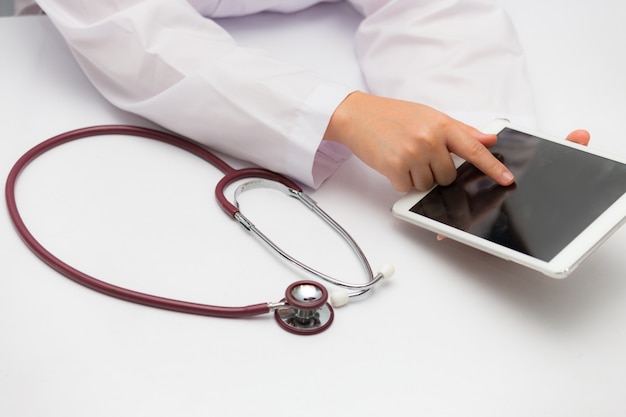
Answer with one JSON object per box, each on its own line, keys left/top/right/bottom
{"left": 391, "top": 119, "right": 626, "bottom": 278}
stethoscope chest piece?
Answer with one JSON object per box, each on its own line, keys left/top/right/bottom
{"left": 274, "top": 280, "right": 334, "bottom": 335}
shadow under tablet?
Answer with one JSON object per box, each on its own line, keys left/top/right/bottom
{"left": 410, "top": 128, "right": 626, "bottom": 262}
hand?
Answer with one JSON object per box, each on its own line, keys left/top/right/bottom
{"left": 324, "top": 91, "right": 514, "bottom": 192}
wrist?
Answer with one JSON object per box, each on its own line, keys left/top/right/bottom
{"left": 323, "top": 90, "right": 365, "bottom": 148}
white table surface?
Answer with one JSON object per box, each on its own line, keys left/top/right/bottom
{"left": 2, "top": 2, "right": 626, "bottom": 416}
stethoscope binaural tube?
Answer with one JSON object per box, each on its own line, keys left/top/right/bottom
{"left": 228, "top": 177, "right": 394, "bottom": 306}
{"left": 5, "top": 125, "right": 391, "bottom": 335}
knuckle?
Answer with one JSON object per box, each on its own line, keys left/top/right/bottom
{"left": 413, "top": 177, "right": 434, "bottom": 192}
{"left": 389, "top": 174, "right": 412, "bottom": 192}
{"left": 466, "top": 139, "right": 489, "bottom": 158}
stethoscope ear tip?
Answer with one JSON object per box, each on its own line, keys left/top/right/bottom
{"left": 329, "top": 264, "right": 395, "bottom": 308}
{"left": 378, "top": 264, "right": 395, "bottom": 280}
{"left": 330, "top": 290, "right": 350, "bottom": 308}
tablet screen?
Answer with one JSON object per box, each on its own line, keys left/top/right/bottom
{"left": 409, "top": 128, "right": 626, "bottom": 262}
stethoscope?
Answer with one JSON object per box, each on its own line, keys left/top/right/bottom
{"left": 5, "top": 125, "right": 394, "bottom": 335}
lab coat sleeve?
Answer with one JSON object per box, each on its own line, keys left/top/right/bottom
{"left": 349, "top": 0, "right": 537, "bottom": 129}
{"left": 35, "top": 0, "right": 355, "bottom": 189}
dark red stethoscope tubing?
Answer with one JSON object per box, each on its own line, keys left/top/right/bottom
{"left": 215, "top": 167, "right": 301, "bottom": 217}
{"left": 5, "top": 125, "right": 302, "bottom": 319}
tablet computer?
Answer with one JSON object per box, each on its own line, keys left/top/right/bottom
{"left": 391, "top": 119, "right": 626, "bottom": 278}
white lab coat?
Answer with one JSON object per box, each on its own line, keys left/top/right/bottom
{"left": 29, "top": 0, "right": 535, "bottom": 188}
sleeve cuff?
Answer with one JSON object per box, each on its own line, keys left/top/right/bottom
{"left": 287, "top": 81, "right": 355, "bottom": 189}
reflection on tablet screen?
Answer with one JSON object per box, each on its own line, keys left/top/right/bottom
{"left": 410, "top": 128, "right": 626, "bottom": 261}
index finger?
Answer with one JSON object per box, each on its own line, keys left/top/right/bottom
{"left": 448, "top": 130, "right": 515, "bottom": 186}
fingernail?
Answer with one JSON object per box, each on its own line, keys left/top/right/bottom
{"left": 501, "top": 171, "right": 514, "bottom": 184}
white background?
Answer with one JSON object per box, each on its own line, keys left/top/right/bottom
{"left": 1, "top": 1, "right": 626, "bottom": 415}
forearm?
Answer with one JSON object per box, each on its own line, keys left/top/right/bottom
{"left": 349, "top": 0, "right": 536, "bottom": 128}
{"left": 37, "top": 0, "right": 355, "bottom": 187}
